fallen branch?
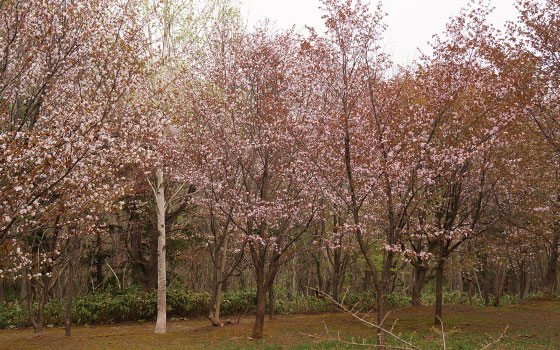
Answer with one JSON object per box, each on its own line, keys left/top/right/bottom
{"left": 235, "top": 304, "right": 250, "bottom": 324}
{"left": 479, "top": 325, "right": 509, "bottom": 350}
{"left": 208, "top": 315, "right": 234, "bottom": 327}
{"left": 309, "top": 287, "right": 421, "bottom": 350}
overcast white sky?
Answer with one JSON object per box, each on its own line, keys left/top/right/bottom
{"left": 240, "top": 0, "right": 520, "bottom": 65}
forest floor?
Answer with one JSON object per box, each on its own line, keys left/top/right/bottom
{"left": 1, "top": 297, "right": 558, "bottom": 350}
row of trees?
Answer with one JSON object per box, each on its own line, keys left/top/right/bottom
{"left": 1, "top": 0, "right": 559, "bottom": 348}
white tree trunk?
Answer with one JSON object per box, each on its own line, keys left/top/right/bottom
{"left": 153, "top": 0, "right": 169, "bottom": 334}
{"left": 155, "top": 168, "right": 167, "bottom": 334}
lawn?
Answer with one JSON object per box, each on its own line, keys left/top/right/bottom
{"left": 1, "top": 297, "right": 558, "bottom": 350}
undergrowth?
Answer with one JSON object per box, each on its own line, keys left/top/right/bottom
{"left": 0, "top": 286, "right": 538, "bottom": 329}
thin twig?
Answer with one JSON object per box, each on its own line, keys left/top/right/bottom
{"left": 105, "top": 261, "right": 121, "bottom": 290}
{"left": 479, "top": 325, "right": 509, "bottom": 350}
{"left": 436, "top": 316, "right": 446, "bottom": 350}
{"left": 310, "top": 287, "right": 421, "bottom": 350}
{"left": 235, "top": 304, "right": 250, "bottom": 324}
{"left": 300, "top": 328, "right": 416, "bottom": 350}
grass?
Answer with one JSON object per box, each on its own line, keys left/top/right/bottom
{"left": 0, "top": 297, "right": 558, "bottom": 350}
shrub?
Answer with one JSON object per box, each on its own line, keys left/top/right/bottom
{"left": 221, "top": 289, "right": 256, "bottom": 315}
{"left": 384, "top": 293, "right": 412, "bottom": 308}
{"left": 420, "top": 290, "right": 520, "bottom": 307}
{"left": 0, "top": 287, "right": 527, "bottom": 329}
{"left": 0, "top": 302, "right": 29, "bottom": 329}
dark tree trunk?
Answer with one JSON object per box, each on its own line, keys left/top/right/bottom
{"left": 434, "top": 259, "right": 445, "bottom": 325}
{"left": 315, "top": 250, "right": 324, "bottom": 294}
{"left": 252, "top": 281, "right": 266, "bottom": 339}
{"left": 411, "top": 265, "right": 427, "bottom": 306}
{"left": 208, "top": 276, "right": 224, "bottom": 326}
{"left": 519, "top": 269, "right": 526, "bottom": 300}
{"left": 511, "top": 269, "right": 518, "bottom": 296}
{"left": 524, "top": 269, "right": 532, "bottom": 296}
{"left": 96, "top": 232, "right": 104, "bottom": 287}
{"left": 468, "top": 274, "right": 474, "bottom": 305}
{"left": 494, "top": 267, "right": 506, "bottom": 307}
{"left": 239, "top": 272, "right": 246, "bottom": 290}
{"left": 332, "top": 270, "right": 340, "bottom": 301}
{"left": 148, "top": 229, "right": 158, "bottom": 290}
{"left": 363, "top": 269, "right": 373, "bottom": 292}
{"left": 330, "top": 249, "right": 348, "bottom": 301}
{"left": 65, "top": 259, "right": 74, "bottom": 337}
{"left": 482, "top": 265, "right": 490, "bottom": 306}
{"left": 544, "top": 235, "right": 559, "bottom": 297}
{"left": 268, "top": 284, "right": 274, "bottom": 321}
{"left": 448, "top": 264, "right": 454, "bottom": 292}
{"left": 26, "top": 275, "right": 48, "bottom": 337}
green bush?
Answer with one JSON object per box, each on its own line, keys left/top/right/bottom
{"left": 337, "top": 292, "right": 412, "bottom": 310}
{"left": 275, "top": 295, "right": 332, "bottom": 314}
{"left": 0, "top": 302, "right": 29, "bottom": 329}
{"left": 343, "top": 293, "right": 377, "bottom": 311}
{"left": 0, "top": 287, "right": 529, "bottom": 329}
{"left": 167, "top": 288, "right": 209, "bottom": 317}
{"left": 221, "top": 289, "right": 256, "bottom": 315}
{"left": 420, "top": 290, "right": 520, "bottom": 307}
{"left": 384, "top": 293, "right": 412, "bottom": 308}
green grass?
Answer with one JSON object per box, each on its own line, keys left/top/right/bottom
{"left": 0, "top": 297, "right": 558, "bottom": 350}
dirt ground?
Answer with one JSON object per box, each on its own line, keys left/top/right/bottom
{"left": 1, "top": 297, "right": 558, "bottom": 350}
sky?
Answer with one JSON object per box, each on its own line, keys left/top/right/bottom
{"left": 240, "top": 0, "right": 520, "bottom": 65}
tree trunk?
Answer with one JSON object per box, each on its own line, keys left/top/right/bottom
{"left": 96, "top": 232, "right": 104, "bottom": 287}
{"left": 519, "top": 269, "right": 527, "bottom": 300}
{"left": 482, "top": 265, "right": 490, "bottom": 306}
{"left": 315, "top": 250, "right": 324, "bottom": 294}
{"left": 65, "top": 258, "right": 74, "bottom": 337}
{"left": 332, "top": 271, "right": 340, "bottom": 301}
{"left": 457, "top": 269, "right": 464, "bottom": 293}
{"left": 154, "top": 168, "right": 167, "bottom": 334}
{"left": 434, "top": 259, "right": 444, "bottom": 325}
{"left": 209, "top": 231, "right": 230, "bottom": 326}
{"left": 330, "top": 247, "right": 347, "bottom": 301}
{"left": 268, "top": 285, "right": 274, "bottom": 321}
{"left": 411, "top": 265, "right": 427, "bottom": 306}
{"left": 208, "top": 279, "right": 224, "bottom": 326}
{"left": 26, "top": 274, "right": 47, "bottom": 337}
{"left": 147, "top": 227, "right": 158, "bottom": 291}
{"left": 544, "top": 235, "right": 559, "bottom": 297}
{"left": 25, "top": 280, "right": 39, "bottom": 336}
{"left": 524, "top": 270, "right": 531, "bottom": 296}
{"left": 291, "top": 256, "right": 298, "bottom": 296}
{"left": 468, "top": 274, "right": 474, "bottom": 305}
{"left": 494, "top": 267, "right": 507, "bottom": 307}
{"left": 448, "top": 263, "right": 453, "bottom": 291}
{"left": 376, "top": 287, "right": 387, "bottom": 348}
{"left": 363, "top": 269, "right": 373, "bottom": 292}
{"left": 252, "top": 281, "right": 266, "bottom": 339}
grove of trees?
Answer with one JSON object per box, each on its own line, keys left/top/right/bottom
{"left": 1, "top": 0, "right": 559, "bottom": 348}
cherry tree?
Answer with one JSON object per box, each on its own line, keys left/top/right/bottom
{"left": 0, "top": 0, "right": 148, "bottom": 335}
{"left": 293, "top": 0, "right": 434, "bottom": 346}
{"left": 294, "top": 3, "right": 532, "bottom": 343}
{"left": 179, "top": 23, "right": 318, "bottom": 338}
{"left": 141, "top": 0, "right": 238, "bottom": 333}
{"left": 170, "top": 7, "right": 248, "bottom": 326}
{"left": 513, "top": 0, "right": 560, "bottom": 296}
{"left": 399, "top": 1, "right": 534, "bottom": 324}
